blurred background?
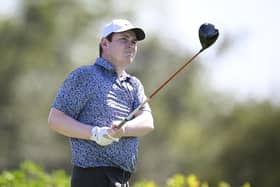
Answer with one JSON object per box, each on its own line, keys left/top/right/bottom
{"left": 0, "top": 0, "right": 279, "bottom": 186}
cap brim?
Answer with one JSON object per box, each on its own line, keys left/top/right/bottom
{"left": 131, "top": 28, "right": 145, "bottom": 41}
{"left": 115, "top": 27, "right": 145, "bottom": 41}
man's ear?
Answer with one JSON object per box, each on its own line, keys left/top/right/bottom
{"left": 101, "top": 38, "right": 109, "bottom": 48}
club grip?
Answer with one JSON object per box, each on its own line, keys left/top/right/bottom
{"left": 116, "top": 119, "right": 129, "bottom": 129}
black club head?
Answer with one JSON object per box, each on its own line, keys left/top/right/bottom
{"left": 199, "top": 23, "right": 219, "bottom": 50}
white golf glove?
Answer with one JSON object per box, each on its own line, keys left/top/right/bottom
{"left": 90, "top": 126, "right": 119, "bottom": 146}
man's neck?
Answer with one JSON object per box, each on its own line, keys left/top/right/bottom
{"left": 102, "top": 56, "right": 126, "bottom": 77}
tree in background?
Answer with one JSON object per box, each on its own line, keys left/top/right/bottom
{"left": 0, "top": 1, "right": 280, "bottom": 187}
{"left": 0, "top": 0, "right": 116, "bottom": 169}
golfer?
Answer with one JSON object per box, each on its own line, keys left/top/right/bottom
{"left": 48, "top": 19, "right": 154, "bottom": 187}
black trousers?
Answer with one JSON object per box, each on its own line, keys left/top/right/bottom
{"left": 71, "top": 166, "right": 131, "bottom": 187}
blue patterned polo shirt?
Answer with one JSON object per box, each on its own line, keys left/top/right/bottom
{"left": 51, "top": 57, "right": 151, "bottom": 173}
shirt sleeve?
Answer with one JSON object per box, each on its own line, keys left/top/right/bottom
{"left": 51, "top": 67, "right": 92, "bottom": 119}
{"left": 131, "top": 77, "right": 152, "bottom": 113}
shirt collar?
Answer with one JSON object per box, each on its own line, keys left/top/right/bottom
{"left": 95, "top": 57, "right": 131, "bottom": 81}
{"left": 95, "top": 57, "right": 115, "bottom": 72}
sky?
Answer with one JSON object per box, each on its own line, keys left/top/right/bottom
{"left": 1, "top": 0, "right": 279, "bottom": 104}
{"left": 136, "top": 0, "right": 280, "bottom": 104}
{"left": 0, "top": 0, "right": 18, "bottom": 16}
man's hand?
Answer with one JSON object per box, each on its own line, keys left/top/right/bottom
{"left": 90, "top": 126, "right": 117, "bottom": 146}
{"left": 106, "top": 121, "right": 126, "bottom": 140}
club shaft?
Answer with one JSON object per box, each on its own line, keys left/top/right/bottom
{"left": 116, "top": 48, "right": 204, "bottom": 128}
{"left": 149, "top": 49, "right": 203, "bottom": 99}
{"left": 116, "top": 98, "right": 150, "bottom": 128}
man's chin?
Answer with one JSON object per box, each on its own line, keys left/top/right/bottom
{"left": 125, "top": 56, "right": 135, "bottom": 64}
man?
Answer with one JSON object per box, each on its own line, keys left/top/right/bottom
{"left": 48, "top": 19, "right": 154, "bottom": 187}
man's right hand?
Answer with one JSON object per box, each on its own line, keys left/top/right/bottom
{"left": 90, "top": 126, "right": 118, "bottom": 146}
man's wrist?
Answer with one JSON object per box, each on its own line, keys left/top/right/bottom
{"left": 89, "top": 127, "right": 98, "bottom": 141}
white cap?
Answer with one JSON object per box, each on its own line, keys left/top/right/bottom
{"left": 101, "top": 19, "right": 145, "bottom": 41}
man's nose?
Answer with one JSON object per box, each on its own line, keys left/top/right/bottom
{"left": 127, "top": 41, "right": 136, "bottom": 48}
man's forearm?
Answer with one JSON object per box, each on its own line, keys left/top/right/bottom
{"left": 48, "top": 108, "right": 92, "bottom": 140}
{"left": 122, "top": 111, "right": 154, "bottom": 137}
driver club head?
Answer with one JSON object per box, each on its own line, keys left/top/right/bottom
{"left": 199, "top": 23, "right": 219, "bottom": 50}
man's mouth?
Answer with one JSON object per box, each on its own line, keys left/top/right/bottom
{"left": 125, "top": 51, "right": 135, "bottom": 57}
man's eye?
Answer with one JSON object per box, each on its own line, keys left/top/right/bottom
{"left": 118, "top": 37, "right": 137, "bottom": 44}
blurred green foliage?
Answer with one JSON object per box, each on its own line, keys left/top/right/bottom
{"left": 0, "top": 161, "right": 250, "bottom": 187}
{"left": 0, "top": 161, "right": 70, "bottom": 187}
{"left": 0, "top": 1, "right": 280, "bottom": 187}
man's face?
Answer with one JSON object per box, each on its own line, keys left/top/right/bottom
{"left": 104, "top": 30, "right": 138, "bottom": 66}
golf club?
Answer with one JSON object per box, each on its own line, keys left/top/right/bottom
{"left": 116, "top": 23, "right": 219, "bottom": 129}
